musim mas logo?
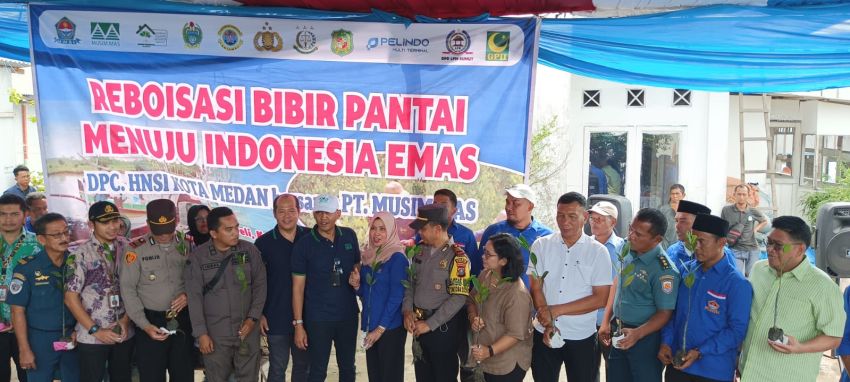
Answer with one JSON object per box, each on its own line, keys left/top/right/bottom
{"left": 253, "top": 22, "right": 282, "bottom": 52}
{"left": 331, "top": 29, "right": 353, "bottom": 56}
{"left": 486, "top": 31, "right": 509, "bottom": 61}
{"left": 293, "top": 26, "right": 317, "bottom": 54}
{"left": 91, "top": 22, "right": 120, "bottom": 46}
{"left": 218, "top": 24, "right": 243, "bottom": 50}
{"left": 442, "top": 29, "right": 472, "bottom": 61}
{"left": 366, "top": 37, "right": 429, "bottom": 53}
{"left": 54, "top": 17, "right": 80, "bottom": 45}
{"left": 182, "top": 21, "right": 202, "bottom": 48}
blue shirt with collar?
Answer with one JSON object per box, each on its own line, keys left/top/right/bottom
{"left": 291, "top": 225, "right": 360, "bottom": 322}
{"left": 667, "top": 241, "right": 737, "bottom": 271}
{"left": 357, "top": 252, "right": 408, "bottom": 331}
{"left": 255, "top": 225, "right": 308, "bottom": 335}
{"left": 3, "top": 185, "right": 35, "bottom": 200}
{"left": 24, "top": 217, "right": 34, "bottom": 234}
{"left": 480, "top": 218, "right": 553, "bottom": 288}
{"left": 7, "top": 250, "right": 76, "bottom": 332}
{"left": 594, "top": 233, "right": 625, "bottom": 326}
{"left": 415, "top": 221, "right": 481, "bottom": 275}
{"left": 837, "top": 287, "right": 850, "bottom": 382}
{"left": 661, "top": 253, "right": 753, "bottom": 381}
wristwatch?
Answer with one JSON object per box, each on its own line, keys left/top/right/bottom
{"left": 292, "top": 319, "right": 304, "bottom": 327}
{"left": 88, "top": 325, "right": 101, "bottom": 335}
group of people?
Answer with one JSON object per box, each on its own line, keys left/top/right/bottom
{"left": 0, "top": 161, "right": 847, "bottom": 382}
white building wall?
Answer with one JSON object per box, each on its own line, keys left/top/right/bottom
{"left": 0, "top": 66, "right": 42, "bottom": 189}
{"left": 533, "top": 69, "right": 730, "bottom": 218}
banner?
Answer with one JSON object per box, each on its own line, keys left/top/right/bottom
{"left": 30, "top": 4, "right": 538, "bottom": 242}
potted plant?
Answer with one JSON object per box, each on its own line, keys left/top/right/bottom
{"left": 611, "top": 242, "right": 633, "bottom": 348}
{"left": 673, "top": 231, "right": 699, "bottom": 367}
{"left": 518, "top": 236, "right": 562, "bottom": 347}
{"left": 400, "top": 244, "right": 422, "bottom": 361}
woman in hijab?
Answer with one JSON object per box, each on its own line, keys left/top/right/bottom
{"left": 348, "top": 211, "right": 408, "bottom": 382}
{"left": 186, "top": 204, "right": 211, "bottom": 246}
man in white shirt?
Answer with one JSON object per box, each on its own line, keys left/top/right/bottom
{"left": 529, "top": 192, "right": 613, "bottom": 382}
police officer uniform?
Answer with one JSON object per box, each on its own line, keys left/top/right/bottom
{"left": 7, "top": 251, "right": 78, "bottom": 382}
{"left": 185, "top": 237, "right": 266, "bottom": 382}
{"left": 609, "top": 245, "right": 680, "bottom": 382}
{"left": 119, "top": 199, "right": 194, "bottom": 382}
{"left": 403, "top": 204, "right": 471, "bottom": 382}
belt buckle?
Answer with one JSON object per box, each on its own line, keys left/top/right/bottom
{"left": 414, "top": 307, "right": 426, "bottom": 320}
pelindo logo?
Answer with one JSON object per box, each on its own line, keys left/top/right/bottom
{"left": 486, "top": 31, "right": 509, "bottom": 61}
{"left": 366, "top": 37, "right": 430, "bottom": 51}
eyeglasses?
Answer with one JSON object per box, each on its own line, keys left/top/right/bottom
{"left": 765, "top": 239, "right": 803, "bottom": 253}
{"left": 483, "top": 252, "right": 499, "bottom": 259}
{"left": 42, "top": 229, "right": 71, "bottom": 239}
{"left": 193, "top": 216, "right": 207, "bottom": 222}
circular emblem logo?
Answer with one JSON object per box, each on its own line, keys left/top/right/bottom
{"left": 158, "top": 216, "right": 167, "bottom": 223}
{"left": 104, "top": 205, "right": 114, "bottom": 213}
{"left": 182, "top": 21, "right": 203, "bottom": 48}
{"left": 294, "top": 29, "right": 318, "bottom": 54}
{"left": 218, "top": 24, "right": 243, "bottom": 51}
{"left": 445, "top": 30, "right": 470, "bottom": 55}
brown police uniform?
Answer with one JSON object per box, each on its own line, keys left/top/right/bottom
{"left": 185, "top": 239, "right": 267, "bottom": 382}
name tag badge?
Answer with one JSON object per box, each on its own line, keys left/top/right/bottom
{"left": 108, "top": 293, "right": 121, "bottom": 308}
{"left": 0, "top": 286, "right": 8, "bottom": 302}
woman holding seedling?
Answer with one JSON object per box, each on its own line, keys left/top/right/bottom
{"left": 466, "top": 233, "right": 532, "bottom": 382}
{"left": 349, "top": 212, "right": 408, "bottom": 382}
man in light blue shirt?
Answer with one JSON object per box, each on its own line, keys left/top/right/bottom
{"left": 589, "top": 201, "right": 624, "bottom": 380}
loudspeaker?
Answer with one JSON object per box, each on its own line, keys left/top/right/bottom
{"left": 585, "top": 194, "right": 633, "bottom": 238}
{"left": 815, "top": 202, "right": 850, "bottom": 277}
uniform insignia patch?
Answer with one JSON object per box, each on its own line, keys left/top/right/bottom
{"left": 126, "top": 252, "right": 137, "bottom": 265}
{"left": 447, "top": 253, "right": 470, "bottom": 296}
{"left": 434, "top": 283, "right": 441, "bottom": 290}
{"left": 130, "top": 237, "right": 146, "bottom": 248}
{"left": 9, "top": 279, "right": 23, "bottom": 295}
{"left": 439, "top": 259, "right": 449, "bottom": 269}
{"left": 660, "top": 275, "right": 675, "bottom": 294}
{"left": 12, "top": 273, "right": 25, "bottom": 281}
{"left": 706, "top": 300, "right": 720, "bottom": 314}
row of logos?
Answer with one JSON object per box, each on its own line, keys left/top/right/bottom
{"left": 53, "top": 17, "right": 512, "bottom": 61}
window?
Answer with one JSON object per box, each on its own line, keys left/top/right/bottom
{"left": 583, "top": 90, "right": 600, "bottom": 107}
{"left": 673, "top": 89, "right": 691, "bottom": 106}
{"left": 640, "top": 133, "right": 680, "bottom": 209}
{"left": 820, "top": 135, "right": 850, "bottom": 184}
{"left": 772, "top": 127, "right": 794, "bottom": 176}
{"left": 588, "top": 132, "right": 627, "bottom": 196}
{"left": 801, "top": 134, "right": 816, "bottom": 186}
{"left": 627, "top": 89, "right": 644, "bottom": 107}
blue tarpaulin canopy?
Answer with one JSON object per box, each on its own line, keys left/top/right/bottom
{"left": 4, "top": 1, "right": 850, "bottom": 92}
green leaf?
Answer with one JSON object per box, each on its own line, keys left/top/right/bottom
{"left": 619, "top": 242, "right": 631, "bottom": 261}
{"left": 782, "top": 243, "right": 792, "bottom": 254}
{"left": 400, "top": 280, "right": 411, "bottom": 289}
{"left": 684, "top": 272, "right": 696, "bottom": 288}
{"left": 623, "top": 274, "right": 635, "bottom": 287}
{"left": 685, "top": 231, "right": 698, "bottom": 254}
{"left": 365, "top": 273, "right": 374, "bottom": 286}
{"left": 540, "top": 270, "right": 549, "bottom": 280}
{"left": 529, "top": 251, "right": 538, "bottom": 267}
{"left": 499, "top": 276, "right": 513, "bottom": 285}
{"left": 623, "top": 263, "right": 635, "bottom": 276}
{"left": 518, "top": 236, "right": 530, "bottom": 250}
{"left": 471, "top": 277, "right": 482, "bottom": 292}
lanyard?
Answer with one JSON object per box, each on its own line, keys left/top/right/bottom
{"left": 1, "top": 236, "right": 24, "bottom": 276}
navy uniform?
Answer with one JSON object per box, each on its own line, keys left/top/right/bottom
{"left": 403, "top": 204, "right": 471, "bottom": 382}
{"left": 7, "top": 251, "right": 79, "bottom": 382}
{"left": 119, "top": 199, "right": 194, "bottom": 382}
{"left": 608, "top": 245, "right": 680, "bottom": 382}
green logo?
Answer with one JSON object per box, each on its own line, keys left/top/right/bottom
{"left": 182, "top": 21, "right": 203, "bottom": 48}
{"left": 345, "top": 243, "right": 353, "bottom": 250}
{"left": 91, "top": 22, "right": 120, "bottom": 42}
{"left": 486, "top": 31, "right": 509, "bottom": 61}
{"left": 331, "top": 29, "right": 353, "bottom": 57}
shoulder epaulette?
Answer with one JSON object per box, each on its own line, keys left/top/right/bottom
{"left": 658, "top": 254, "right": 672, "bottom": 270}
{"left": 451, "top": 243, "right": 466, "bottom": 258}
{"left": 129, "top": 237, "right": 146, "bottom": 249}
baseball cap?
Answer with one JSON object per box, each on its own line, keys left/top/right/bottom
{"left": 589, "top": 201, "right": 619, "bottom": 220}
{"left": 314, "top": 194, "right": 340, "bottom": 213}
{"left": 505, "top": 184, "right": 538, "bottom": 206}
